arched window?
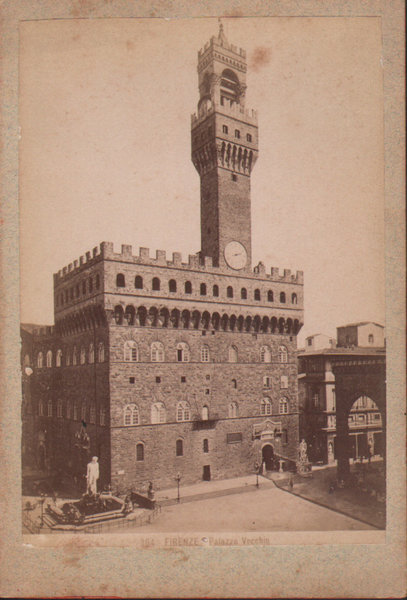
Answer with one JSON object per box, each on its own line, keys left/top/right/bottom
{"left": 124, "top": 340, "right": 138, "bottom": 362}
{"left": 261, "top": 398, "right": 272, "bottom": 416}
{"left": 151, "top": 341, "right": 164, "bottom": 362}
{"left": 200, "top": 283, "right": 207, "bottom": 296}
{"left": 260, "top": 345, "right": 271, "bottom": 363}
{"left": 37, "top": 352, "right": 44, "bottom": 369}
{"left": 56, "top": 349, "right": 62, "bottom": 367}
{"left": 47, "top": 399, "right": 53, "bottom": 417}
{"left": 232, "top": 378, "right": 237, "bottom": 389}
{"left": 241, "top": 288, "right": 247, "bottom": 300}
{"left": 66, "top": 401, "right": 71, "bottom": 420}
{"left": 227, "top": 286, "right": 234, "bottom": 298}
{"left": 100, "top": 407, "right": 106, "bottom": 426}
{"left": 124, "top": 403, "right": 139, "bottom": 426}
{"left": 278, "top": 346, "right": 288, "bottom": 363}
{"left": 38, "top": 400, "right": 44, "bottom": 417}
{"left": 202, "top": 405, "right": 209, "bottom": 421}
{"left": 228, "top": 401, "right": 239, "bottom": 418}
{"left": 267, "top": 290, "right": 274, "bottom": 302}
{"left": 291, "top": 293, "right": 297, "bottom": 304}
{"left": 75, "top": 284, "right": 80, "bottom": 297}
{"left": 95, "top": 274, "right": 100, "bottom": 289}
{"left": 72, "top": 346, "right": 77, "bottom": 366}
{"left": 212, "top": 284, "right": 219, "bottom": 297}
{"left": 151, "top": 402, "right": 166, "bottom": 423}
{"left": 116, "top": 273, "right": 125, "bottom": 287}
{"left": 135, "top": 275, "right": 143, "bottom": 289}
{"left": 152, "top": 277, "right": 160, "bottom": 291}
{"left": 98, "top": 342, "right": 105, "bottom": 362}
{"left": 201, "top": 345, "right": 210, "bottom": 362}
{"left": 82, "top": 280, "right": 86, "bottom": 295}
{"left": 280, "top": 375, "right": 288, "bottom": 389}
{"left": 280, "top": 292, "right": 286, "bottom": 303}
{"left": 81, "top": 403, "right": 86, "bottom": 421}
{"left": 136, "top": 442, "right": 144, "bottom": 461}
{"left": 57, "top": 399, "right": 63, "bottom": 418}
{"left": 177, "top": 342, "right": 190, "bottom": 362}
{"left": 228, "top": 345, "right": 238, "bottom": 363}
{"left": 185, "top": 281, "right": 192, "bottom": 294}
{"left": 176, "top": 439, "right": 184, "bottom": 457}
{"left": 73, "top": 404, "right": 78, "bottom": 421}
{"left": 169, "top": 279, "right": 177, "bottom": 292}
{"left": 176, "top": 401, "right": 190, "bottom": 422}
{"left": 254, "top": 289, "right": 261, "bottom": 301}
{"left": 89, "top": 277, "right": 93, "bottom": 293}
{"left": 220, "top": 68, "right": 240, "bottom": 106}
{"left": 279, "top": 398, "right": 289, "bottom": 414}
{"left": 90, "top": 404, "right": 96, "bottom": 424}
{"left": 66, "top": 351, "right": 71, "bottom": 367}
{"left": 203, "top": 439, "right": 209, "bottom": 453}
{"left": 80, "top": 347, "right": 86, "bottom": 365}
{"left": 89, "top": 343, "right": 95, "bottom": 364}
{"left": 46, "top": 350, "right": 52, "bottom": 368}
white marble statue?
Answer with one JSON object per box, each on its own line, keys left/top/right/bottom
{"left": 86, "top": 456, "right": 99, "bottom": 495}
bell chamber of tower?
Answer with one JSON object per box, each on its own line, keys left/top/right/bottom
{"left": 191, "top": 24, "right": 258, "bottom": 271}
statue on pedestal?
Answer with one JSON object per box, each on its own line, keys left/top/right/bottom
{"left": 296, "top": 439, "right": 312, "bottom": 477}
{"left": 86, "top": 456, "right": 99, "bottom": 495}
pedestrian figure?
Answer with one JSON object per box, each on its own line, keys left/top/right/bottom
{"left": 288, "top": 473, "right": 294, "bottom": 490}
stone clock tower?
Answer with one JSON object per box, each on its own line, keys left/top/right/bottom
{"left": 191, "top": 24, "right": 258, "bottom": 271}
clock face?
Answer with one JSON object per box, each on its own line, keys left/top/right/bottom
{"left": 224, "top": 241, "right": 247, "bottom": 270}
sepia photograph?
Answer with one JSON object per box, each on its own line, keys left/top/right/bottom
{"left": 0, "top": 1, "right": 404, "bottom": 597}
{"left": 19, "top": 15, "right": 387, "bottom": 538}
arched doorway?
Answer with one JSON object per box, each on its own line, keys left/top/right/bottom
{"left": 262, "top": 444, "right": 274, "bottom": 471}
{"left": 347, "top": 395, "right": 383, "bottom": 460}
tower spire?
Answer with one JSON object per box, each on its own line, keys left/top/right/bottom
{"left": 218, "top": 18, "right": 227, "bottom": 46}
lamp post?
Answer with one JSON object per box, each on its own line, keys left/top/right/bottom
{"left": 39, "top": 493, "right": 47, "bottom": 528}
{"left": 175, "top": 472, "right": 181, "bottom": 503}
{"left": 255, "top": 462, "right": 260, "bottom": 488}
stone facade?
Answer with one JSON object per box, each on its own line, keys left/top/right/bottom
{"left": 298, "top": 341, "right": 385, "bottom": 468}
{"left": 21, "top": 25, "right": 304, "bottom": 493}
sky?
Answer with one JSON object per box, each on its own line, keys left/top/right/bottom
{"left": 19, "top": 17, "right": 385, "bottom": 346}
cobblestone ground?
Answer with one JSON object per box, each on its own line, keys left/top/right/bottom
{"left": 135, "top": 483, "right": 374, "bottom": 532}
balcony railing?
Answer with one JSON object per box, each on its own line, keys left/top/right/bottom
{"left": 192, "top": 413, "right": 219, "bottom": 430}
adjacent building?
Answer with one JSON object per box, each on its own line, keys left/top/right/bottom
{"left": 298, "top": 323, "right": 385, "bottom": 465}
{"left": 21, "top": 25, "right": 304, "bottom": 493}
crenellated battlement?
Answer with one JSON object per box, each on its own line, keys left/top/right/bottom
{"left": 54, "top": 244, "right": 103, "bottom": 283}
{"left": 191, "top": 100, "right": 257, "bottom": 128}
{"left": 198, "top": 36, "right": 246, "bottom": 61}
{"left": 54, "top": 241, "right": 303, "bottom": 286}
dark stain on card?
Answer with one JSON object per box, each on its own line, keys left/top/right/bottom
{"left": 251, "top": 47, "right": 272, "bottom": 71}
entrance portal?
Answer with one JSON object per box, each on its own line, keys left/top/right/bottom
{"left": 262, "top": 444, "right": 274, "bottom": 471}
{"left": 203, "top": 465, "right": 211, "bottom": 481}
